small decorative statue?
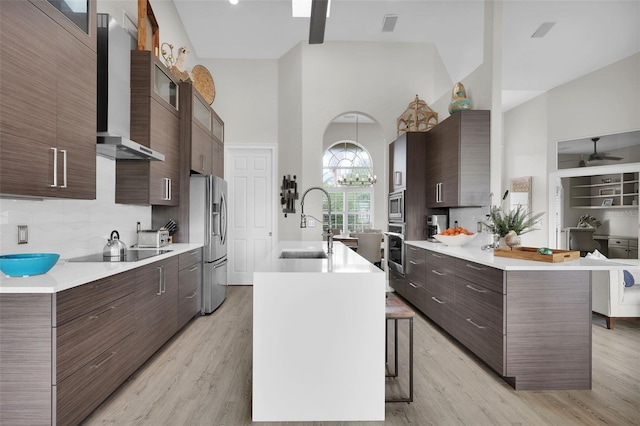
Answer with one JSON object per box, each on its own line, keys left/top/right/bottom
{"left": 397, "top": 94, "right": 438, "bottom": 135}
{"left": 161, "top": 42, "right": 193, "bottom": 82}
{"left": 448, "top": 82, "right": 471, "bottom": 114}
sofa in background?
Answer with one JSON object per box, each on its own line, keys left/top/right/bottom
{"left": 592, "top": 266, "right": 640, "bottom": 329}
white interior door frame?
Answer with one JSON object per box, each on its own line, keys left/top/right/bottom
{"left": 225, "top": 144, "right": 278, "bottom": 284}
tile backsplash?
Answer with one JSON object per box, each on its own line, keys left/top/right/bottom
{"left": 0, "top": 157, "right": 151, "bottom": 259}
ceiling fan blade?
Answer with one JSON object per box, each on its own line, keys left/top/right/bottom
{"left": 309, "top": 0, "right": 328, "bottom": 44}
{"left": 601, "top": 155, "right": 623, "bottom": 161}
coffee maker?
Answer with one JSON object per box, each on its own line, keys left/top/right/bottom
{"left": 427, "top": 215, "right": 448, "bottom": 241}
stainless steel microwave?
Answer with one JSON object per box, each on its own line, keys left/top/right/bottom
{"left": 388, "top": 190, "right": 405, "bottom": 222}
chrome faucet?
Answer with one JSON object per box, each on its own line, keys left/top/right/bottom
{"left": 300, "top": 186, "right": 333, "bottom": 254}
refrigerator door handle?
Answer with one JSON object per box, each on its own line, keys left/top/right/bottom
{"left": 220, "top": 191, "right": 228, "bottom": 245}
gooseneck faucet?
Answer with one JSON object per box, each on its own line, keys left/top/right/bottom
{"left": 300, "top": 186, "right": 333, "bottom": 254}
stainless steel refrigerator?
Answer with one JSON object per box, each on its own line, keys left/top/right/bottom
{"left": 190, "top": 175, "right": 228, "bottom": 314}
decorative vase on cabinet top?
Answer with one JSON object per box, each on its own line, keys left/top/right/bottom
{"left": 448, "top": 82, "right": 471, "bottom": 114}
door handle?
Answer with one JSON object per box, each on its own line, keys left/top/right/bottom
{"left": 431, "top": 296, "right": 444, "bottom": 304}
{"left": 157, "top": 265, "right": 163, "bottom": 295}
{"left": 466, "top": 318, "right": 486, "bottom": 330}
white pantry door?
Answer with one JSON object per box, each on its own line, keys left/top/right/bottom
{"left": 226, "top": 146, "right": 276, "bottom": 284}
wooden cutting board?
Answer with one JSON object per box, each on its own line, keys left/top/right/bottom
{"left": 493, "top": 247, "right": 580, "bottom": 263}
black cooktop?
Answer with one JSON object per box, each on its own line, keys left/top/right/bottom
{"left": 68, "top": 249, "right": 173, "bottom": 263}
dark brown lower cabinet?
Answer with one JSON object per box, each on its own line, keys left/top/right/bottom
{"left": 0, "top": 254, "right": 190, "bottom": 425}
{"left": 401, "top": 243, "right": 592, "bottom": 390}
{"left": 178, "top": 248, "right": 202, "bottom": 329}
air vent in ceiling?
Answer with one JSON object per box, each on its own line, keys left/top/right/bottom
{"left": 382, "top": 15, "right": 398, "bottom": 32}
{"left": 531, "top": 22, "right": 556, "bottom": 38}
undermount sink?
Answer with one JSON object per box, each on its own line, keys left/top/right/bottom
{"left": 279, "top": 249, "right": 328, "bottom": 259}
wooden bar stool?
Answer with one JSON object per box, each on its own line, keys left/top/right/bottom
{"left": 385, "top": 294, "right": 415, "bottom": 403}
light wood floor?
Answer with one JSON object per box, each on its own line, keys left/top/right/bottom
{"left": 84, "top": 286, "right": 640, "bottom": 426}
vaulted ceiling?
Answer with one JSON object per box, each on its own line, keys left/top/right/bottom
{"left": 172, "top": 0, "right": 640, "bottom": 111}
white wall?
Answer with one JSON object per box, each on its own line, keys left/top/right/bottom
{"left": 0, "top": 157, "right": 150, "bottom": 258}
{"left": 504, "top": 53, "right": 640, "bottom": 247}
{"left": 289, "top": 41, "right": 450, "bottom": 240}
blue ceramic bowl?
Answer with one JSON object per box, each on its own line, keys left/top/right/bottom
{"left": 0, "top": 253, "right": 60, "bottom": 277}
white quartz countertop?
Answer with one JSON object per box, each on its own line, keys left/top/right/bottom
{"left": 0, "top": 243, "right": 203, "bottom": 294}
{"left": 405, "top": 240, "right": 637, "bottom": 271}
{"left": 254, "top": 241, "right": 383, "bottom": 274}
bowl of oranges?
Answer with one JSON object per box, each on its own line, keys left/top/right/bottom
{"left": 433, "top": 227, "right": 477, "bottom": 246}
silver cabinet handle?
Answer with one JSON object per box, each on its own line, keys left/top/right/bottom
{"left": 157, "top": 265, "right": 163, "bottom": 295}
{"left": 466, "top": 318, "right": 485, "bottom": 329}
{"left": 465, "top": 264, "right": 486, "bottom": 271}
{"left": 408, "top": 282, "right": 418, "bottom": 288}
{"left": 60, "top": 149, "right": 67, "bottom": 188}
{"left": 50, "top": 148, "right": 58, "bottom": 187}
{"left": 431, "top": 253, "right": 445, "bottom": 259}
{"left": 431, "top": 296, "right": 444, "bottom": 304}
{"left": 189, "top": 250, "right": 198, "bottom": 255}
{"left": 408, "top": 246, "right": 418, "bottom": 251}
{"left": 185, "top": 291, "right": 197, "bottom": 300}
{"left": 89, "top": 306, "right": 115, "bottom": 320}
{"left": 163, "top": 178, "right": 172, "bottom": 200}
{"left": 431, "top": 269, "right": 445, "bottom": 276}
{"left": 91, "top": 351, "right": 116, "bottom": 369}
{"left": 409, "top": 260, "right": 419, "bottom": 265}
{"left": 465, "top": 284, "right": 487, "bottom": 293}
{"left": 188, "top": 266, "right": 198, "bottom": 272}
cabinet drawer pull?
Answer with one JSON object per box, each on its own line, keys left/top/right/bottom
{"left": 431, "top": 253, "right": 445, "bottom": 259}
{"left": 60, "top": 149, "right": 68, "bottom": 188}
{"left": 50, "top": 148, "right": 58, "bottom": 187}
{"left": 185, "top": 291, "right": 197, "bottom": 299}
{"left": 431, "top": 296, "right": 444, "bottom": 304}
{"left": 408, "top": 282, "right": 418, "bottom": 289}
{"left": 408, "top": 246, "right": 418, "bottom": 251}
{"left": 409, "top": 260, "right": 419, "bottom": 265}
{"left": 466, "top": 318, "right": 486, "bottom": 329}
{"left": 189, "top": 250, "right": 198, "bottom": 255}
{"left": 91, "top": 351, "right": 116, "bottom": 370}
{"left": 188, "top": 266, "right": 199, "bottom": 272}
{"left": 431, "top": 269, "right": 445, "bottom": 276}
{"left": 465, "top": 284, "right": 487, "bottom": 293}
{"left": 89, "top": 306, "right": 115, "bottom": 320}
{"left": 157, "top": 265, "right": 163, "bottom": 295}
{"left": 465, "top": 264, "right": 486, "bottom": 271}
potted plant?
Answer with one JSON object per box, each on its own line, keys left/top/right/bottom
{"left": 484, "top": 204, "right": 544, "bottom": 238}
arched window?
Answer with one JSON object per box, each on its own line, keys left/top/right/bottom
{"left": 321, "top": 141, "right": 374, "bottom": 234}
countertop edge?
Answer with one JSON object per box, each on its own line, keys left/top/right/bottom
{"left": 405, "top": 240, "right": 638, "bottom": 271}
{"left": 0, "top": 243, "right": 204, "bottom": 294}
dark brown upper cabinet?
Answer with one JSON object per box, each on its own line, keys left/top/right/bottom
{"left": 180, "top": 82, "right": 224, "bottom": 178}
{"left": 425, "top": 110, "right": 490, "bottom": 208}
{"left": 0, "top": 0, "right": 96, "bottom": 200}
{"left": 116, "top": 50, "right": 180, "bottom": 206}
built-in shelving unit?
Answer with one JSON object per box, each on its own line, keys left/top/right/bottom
{"left": 570, "top": 172, "right": 639, "bottom": 209}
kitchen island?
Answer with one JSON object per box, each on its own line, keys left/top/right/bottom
{"left": 400, "top": 239, "right": 632, "bottom": 391}
{"left": 252, "top": 241, "right": 386, "bottom": 422}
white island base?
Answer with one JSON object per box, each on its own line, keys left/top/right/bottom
{"left": 253, "top": 242, "right": 385, "bottom": 422}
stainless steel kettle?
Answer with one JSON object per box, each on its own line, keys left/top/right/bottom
{"left": 103, "top": 230, "right": 127, "bottom": 260}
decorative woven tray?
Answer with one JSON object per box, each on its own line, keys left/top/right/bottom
{"left": 192, "top": 65, "right": 215, "bottom": 105}
{"left": 493, "top": 247, "right": 580, "bottom": 263}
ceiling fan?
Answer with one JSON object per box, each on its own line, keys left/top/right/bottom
{"left": 309, "top": 0, "right": 329, "bottom": 44}
{"left": 588, "top": 137, "right": 622, "bottom": 162}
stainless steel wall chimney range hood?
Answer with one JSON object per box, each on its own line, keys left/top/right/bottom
{"left": 97, "top": 13, "right": 164, "bottom": 161}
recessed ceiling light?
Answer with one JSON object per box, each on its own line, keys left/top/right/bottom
{"left": 292, "top": 0, "right": 331, "bottom": 18}
{"left": 531, "top": 22, "right": 556, "bottom": 38}
{"left": 382, "top": 15, "right": 398, "bottom": 32}
{"left": 229, "top": 0, "right": 238, "bottom": 4}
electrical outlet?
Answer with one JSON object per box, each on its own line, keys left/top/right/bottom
{"left": 18, "top": 225, "right": 28, "bottom": 244}
{"left": 307, "top": 218, "right": 316, "bottom": 228}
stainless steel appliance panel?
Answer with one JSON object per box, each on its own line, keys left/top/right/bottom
{"left": 388, "top": 190, "right": 405, "bottom": 222}
{"left": 190, "top": 175, "right": 228, "bottom": 314}
{"left": 190, "top": 175, "right": 228, "bottom": 263}
{"left": 387, "top": 223, "right": 405, "bottom": 275}
{"left": 202, "top": 257, "right": 228, "bottom": 314}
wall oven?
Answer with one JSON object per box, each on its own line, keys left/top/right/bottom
{"left": 388, "top": 190, "right": 405, "bottom": 222}
{"left": 386, "top": 223, "right": 405, "bottom": 275}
